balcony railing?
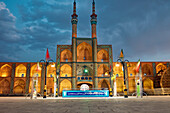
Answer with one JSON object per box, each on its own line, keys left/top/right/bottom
{"left": 77, "top": 76, "right": 93, "bottom": 81}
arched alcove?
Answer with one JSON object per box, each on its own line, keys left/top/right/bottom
{"left": 59, "top": 79, "right": 71, "bottom": 94}
{"left": 129, "top": 79, "right": 136, "bottom": 93}
{"left": 97, "top": 49, "right": 109, "bottom": 62}
{"left": 15, "top": 64, "right": 26, "bottom": 77}
{"left": 0, "top": 79, "right": 10, "bottom": 94}
{"left": 143, "top": 78, "right": 154, "bottom": 94}
{"left": 161, "top": 67, "right": 170, "bottom": 88}
{"left": 97, "top": 64, "right": 109, "bottom": 76}
{"left": 47, "top": 64, "right": 56, "bottom": 77}
{"left": 47, "top": 78, "right": 54, "bottom": 94}
{"left": 60, "top": 64, "right": 72, "bottom": 77}
{"left": 77, "top": 42, "right": 92, "bottom": 62}
{"left": 60, "top": 49, "right": 72, "bottom": 62}
{"left": 100, "top": 79, "right": 109, "bottom": 90}
{"left": 142, "top": 64, "right": 153, "bottom": 76}
{"left": 156, "top": 63, "right": 166, "bottom": 76}
{"left": 13, "top": 79, "right": 25, "bottom": 94}
{"left": 0, "top": 64, "right": 12, "bottom": 77}
{"left": 77, "top": 66, "right": 93, "bottom": 76}
{"left": 113, "top": 63, "right": 123, "bottom": 77}
{"left": 116, "top": 79, "right": 124, "bottom": 93}
{"left": 30, "top": 64, "right": 41, "bottom": 77}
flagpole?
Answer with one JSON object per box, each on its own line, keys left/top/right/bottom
{"left": 139, "top": 65, "right": 143, "bottom": 98}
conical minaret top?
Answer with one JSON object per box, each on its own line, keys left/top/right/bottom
{"left": 71, "top": 0, "right": 78, "bottom": 38}
{"left": 91, "top": 0, "right": 97, "bottom": 18}
{"left": 72, "top": 0, "right": 77, "bottom": 17}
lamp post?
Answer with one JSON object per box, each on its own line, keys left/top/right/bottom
{"left": 117, "top": 58, "right": 129, "bottom": 98}
{"left": 40, "top": 59, "right": 54, "bottom": 98}
{"left": 55, "top": 75, "right": 59, "bottom": 97}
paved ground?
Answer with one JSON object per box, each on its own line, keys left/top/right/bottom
{"left": 0, "top": 96, "right": 170, "bottom": 113}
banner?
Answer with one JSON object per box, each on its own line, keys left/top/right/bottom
{"left": 62, "top": 90, "right": 109, "bottom": 97}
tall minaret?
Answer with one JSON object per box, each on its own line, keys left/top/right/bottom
{"left": 91, "top": 0, "right": 98, "bottom": 88}
{"left": 72, "top": 0, "right": 78, "bottom": 89}
{"left": 71, "top": 0, "right": 78, "bottom": 38}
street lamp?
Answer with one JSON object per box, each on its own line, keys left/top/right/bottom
{"left": 40, "top": 59, "right": 54, "bottom": 98}
{"left": 117, "top": 58, "right": 129, "bottom": 98}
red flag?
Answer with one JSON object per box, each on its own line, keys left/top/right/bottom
{"left": 110, "top": 65, "right": 112, "bottom": 72}
{"left": 46, "top": 48, "right": 50, "bottom": 60}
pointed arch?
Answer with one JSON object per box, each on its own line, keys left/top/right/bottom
{"left": 98, "top": 64, "right": 109, "bottom": 76}
{"left": 143, "top": 78, "right": 154, "bottom": 94}
{"left": 15, "top": 64, "right": 26, "bottom": 77}
{"left": 0, "top": 64, "right": 12, "bottom": 77}
{"left": 99, "top": 79, "right": 109, "bottom": 90}
{"left": 47, "top": 78, "right": 54, "bottom": 94}
{"left": 156, "top": 63, "right": 166, "bottom": 76}
{"left": 13, "top": 79, "right": 25, "bottom": 94}
{"left": 161, "top": 67, "right": 170, "bottom": 88}
{"left": 60, "top": 49, "right": 72, "bottom": 62}
{"left": 97, "top": 49, "right": 109, "bottom": 62}
{"left": 116, "top": 79, "right": 124, "bottom": 93}
{"left": 113, "top": 62, "right": 123, "bottom": 77}
{"left": 142, "top": 64, "right": 153, "bottom": 76}
{"left": 0, "top": 79, "right": 10, "bottom": 94}
{"left": 77, "top": 42, "right": 92, "bottom": 62}
{"left": 129, "top": 79, "right": 136, "bottom": 93}
{"left": 60, "top": 64, "right": 72, "bottom": 77}
{"left": 30, "top": 64, "right": 41, "bottom": 77}
{"left": 47, "top": 64, "right": 56, "bottom": 77}
{"left": 59, "top": 79, "right": 71, "bottom": 94}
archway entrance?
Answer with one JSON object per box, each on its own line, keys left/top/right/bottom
{"left": 101, "top": 80, "right": 109, "bottom": 90}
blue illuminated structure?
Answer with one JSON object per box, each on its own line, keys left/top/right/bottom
{"left": 62, "top": 90, "right": 109, "bottom": 97}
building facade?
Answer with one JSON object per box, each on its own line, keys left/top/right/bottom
{"left": 0, "top": 1, "right": 170, "bottom": 96}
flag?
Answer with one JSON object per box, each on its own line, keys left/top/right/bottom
{"left": 119, "top": 49, "right": 124, "bottom": 58}
{"left": 46, "top": 48, "right": 50, "bottom": 60}
{"left": 110, "top": 65, "right": 112, "bottom": 72}
{"left": 36, "top": 62, "right": 41, "bottom": 72}
{"left": 136, "top": 59, "right": 140, "bottom": 72}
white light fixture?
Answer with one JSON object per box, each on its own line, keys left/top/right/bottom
{"left": 51, "top": 64, "right": 55, "bottom": 67}
{"left": 116, "top": 63, "right": 120, "bottom": 67}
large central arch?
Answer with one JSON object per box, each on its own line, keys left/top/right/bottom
{"left": 77, "top": 42, "right": 92, "bottom": 62}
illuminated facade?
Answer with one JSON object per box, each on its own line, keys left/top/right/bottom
{"left": 0, "top": 1, "right": 169, "bottom": 96}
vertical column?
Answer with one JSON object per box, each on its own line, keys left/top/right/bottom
{"left": 109, "top": 47, "right": 113, "bottom": 94}
{"left": 41, "top": 63, "right": 45, "bottom": 95}
{"left": 93, "top": 38, "right": 98, "bottom": 88}
{"left": 10, "top": 63, "right": 16, "bottom": 95}
{"left": 167, "top": 62, "right": 169, "bottom": 68}
{"left": 56, "top": 46, "right": 61, "bottom": 95}
{"left": 152, "top": 62, "right": 157, "bottom": 88}
{"left": 124, "top": 62, "right": 129, "bottom": 92}
{"left": 25, "top": 63, "right": 30, "bottom": 94}
{"left": 72, "top": 38, "right": 77, "bottom": 89}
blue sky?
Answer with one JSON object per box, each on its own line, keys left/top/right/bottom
{"left": 0, "top": 0, "right": 170, "bottom": 62}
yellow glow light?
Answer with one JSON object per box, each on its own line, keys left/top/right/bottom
{"left": 105, "top": 72, "right": 108, "bottom": 76}
{"left": 2, "top": 74, "right": 7, "bottom": 77}
{"left": 116, "top": 63, "right": 120, "bottom": 67}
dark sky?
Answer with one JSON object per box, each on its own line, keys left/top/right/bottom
{"left": 0, "top": 0, "right": 170, "bottom": 62}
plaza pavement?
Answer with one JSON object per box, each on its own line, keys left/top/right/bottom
{"left": 0, "top": 96, "right": 170, "bottom": 113}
